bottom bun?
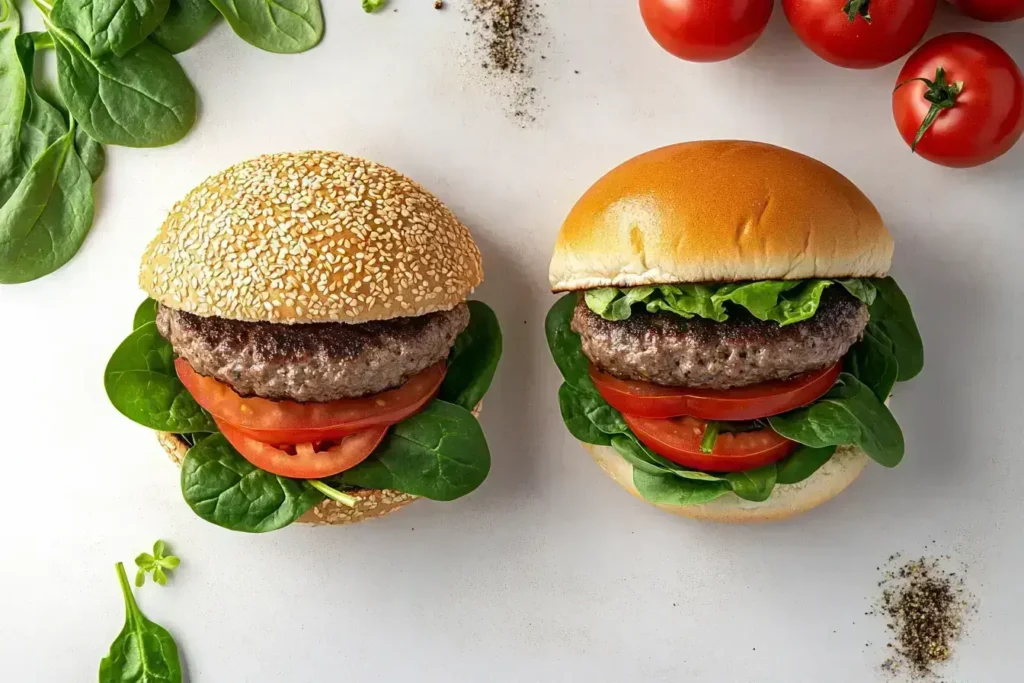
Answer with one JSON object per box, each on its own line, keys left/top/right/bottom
{"left": 582, "top": 442, "right": 869, "bottom": 523}
{"left": 157, "top": 432, "right": 418, "bottom": 526}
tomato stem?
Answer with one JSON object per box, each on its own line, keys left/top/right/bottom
{"left": 309, "top": 480, "right": 358, "bottom": 508}
{"left": 894, "top": 67, "right": 964, "bottom": 152}
{"left": 842, "top": 0, "right": 872, "bottom": 23}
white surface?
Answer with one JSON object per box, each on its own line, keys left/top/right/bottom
{"left": 2, "top": 3, "right": 1023, "bottom": 681}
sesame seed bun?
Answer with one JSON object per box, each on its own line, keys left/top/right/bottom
{"left": 157, "top": 433, "right": 417, "bottom": 526}
{"left": 549, "top": 141, "right": 893, "bottom": 292}
{"left": 141, "top": 151, "right": 483, "bottom": 325}
{"left": 581, "top": 441, "right": 870, "bottom": 523}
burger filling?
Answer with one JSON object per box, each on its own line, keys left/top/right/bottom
{"left": 157, "top": 303, "right": 470, "bottom": 402}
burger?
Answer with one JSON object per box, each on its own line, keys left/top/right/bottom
{"left": 105, "top": 151, "right": 502, "bottom": 532}
{"left": 545, "top": 141, "right": 923, "bottom": 522}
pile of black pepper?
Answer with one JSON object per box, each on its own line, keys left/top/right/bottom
{"left": 464, "top": 0, "right": 544, "bottom": 121}
{"left": 874, "top": 554, "right": 973, "bottom": 680}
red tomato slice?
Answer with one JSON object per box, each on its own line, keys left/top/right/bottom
{"left": 176, "top": 359, "right": 444, "bottom": 444}
{"left": 216, "top": 419, "right": 387, "bottom": 479}
{"left": 624, "top": 415, "right": 797, "bottom": 473}
{"left": 590, "top": 362, "right": 841, "bottom": 421}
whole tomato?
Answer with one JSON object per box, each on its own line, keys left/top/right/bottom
{"left": 893, "top": 33, "right": 1024, "bottom": 167}
{"left": 948, "top": 0, "right": 1024, "bottom": 21}
{"left": 782, "top": 0, "right": 937, "bottom": 69}
{"left": 639, "top": 0, "right": 774, "bottom": 62}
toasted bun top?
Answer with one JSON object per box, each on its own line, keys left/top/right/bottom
{"left": 582, "top": 442, "right": 869, "bottom": 523}
{"left": 550, "top": 141, "right": 892, "bottom": 291}
{"left": 141, "top": 151, "right": 483, "bottom": 324}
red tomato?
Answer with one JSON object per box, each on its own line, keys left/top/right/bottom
{"left": 216, "top": 419, "right": 387, "bottom": 479}
{"left": 590, "top": 362, "right": 841, "bottom": 421}
{"left": 638, "top": 0, "right": 774, "bottom": 62}
{"left": 893, "top": 33, "right": 1024, "bottom": 167}
{"left": 625, "top": 415, "right": 797, "bottom": 472}
{"left": 176, "top": 359, "right": 444, "bottom": 444}
{"left": 948, "top": 0, "right": 1024, "bottom": 21}
{"left": 782, "top": 0, "right": 937, "bottom": 69}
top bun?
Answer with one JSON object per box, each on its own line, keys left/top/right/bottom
{"left": 141, "top": 151, "right": 483, "bottom": 324}
{"left": 549, "top": 141, "right": 892, "bottom": 292}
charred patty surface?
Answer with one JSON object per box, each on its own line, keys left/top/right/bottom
{"left": 571, "top": 288, "right": 868, "bottom": 389}
{"left": 157, "top": 303, "right": 469, "bottom": 402}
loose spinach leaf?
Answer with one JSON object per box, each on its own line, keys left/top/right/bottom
{"left": 104, "top": 321, "right": 216, "bottom": 432}
{"left": 632, "top": 469, "right": 731, "bottom": 506}
{"left": 133, "top": 297, "right": 158, "bottom": 329}
{"left": 362, "top": 0, "right": 387, "bottom": 12}
{"left": 440, "top": 300, "right": 502, "bottom": 411}
{"left": 98, "top": 562, "right": 182, "bottom": 683}
{"left": 181, "top": 433, "right": 323, "bottom": 532}
{"left": 49, "top": 24, "right": 196, "bottom": 147}
{"left": 337, "top": 400, "right": 490, "bottom": 501}
{"left": 73, "top": 125, "right": 104, "bottom": 180}
{"left": 724, "top": 464, "right": 777, "bottom": 502}
{"left": 845, "top": 325, "right": 899, "bottom": 401}
{"left": 769, "top": 373, "right": 904, "bottom": 467}
{"left": 559, "top": 383, "right": 612, "bottom": 446}
{"left": 51, "top": 0, "right": 171, "bottom": 58}
{"left": 0, "top": 0, "right": 23, "bottom": 181}
{"left": 134, "top": 539, "right": 180, "bottom": 587}
{"left": 151, "top": 0, "right": 219, "bottom": 53}
{"left": 775, "top": 444, "right": 838, "bottom": 485}
{"left": 868, "top": 277, "right": 924, "bottom": 382}
{"left": 585, "top": 279, "right": 877, "bottom": 326}
{"left": 209, "top": 0, "right": 323, "bottom": 54}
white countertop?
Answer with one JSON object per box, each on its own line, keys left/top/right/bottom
{"left": 2, "top": 3, "right": 1022, "bottom": 681}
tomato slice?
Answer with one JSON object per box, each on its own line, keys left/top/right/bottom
{"left": 216, "top": 419, "right": 387, "bottom": 479}
{"left": 176, "top": 359, "right": 444, "bottom": 444}
{"left": 624, "top": 415, "right": 797, "bottom": 472}
{"left": 590, "top": 362, "right": 841, "bottom": 421}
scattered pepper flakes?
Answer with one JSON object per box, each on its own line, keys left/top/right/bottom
{"left": 434, "top": 0, "right": 444, "bottom": 8}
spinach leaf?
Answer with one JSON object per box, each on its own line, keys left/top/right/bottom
{"left": 51, "top": 0, "right": 171, "bottom": 58}
{"left": 610, "top": 435, "right": 669, "bottom": 475}
{"left": 0, "top": 0, "right": 23, "bottom": 181}
{"left": 632, "top": 469, "right": 731, "bottom": 506}
{"left": 362, "top": 0, "right": 387, "bottom": 12}
{"left": 104, "top": 321, "right": 216, "bottom": 432}
{"left": 151, "top": 0, "right": 219, "bottom": 53}
{"left": 98, "top": 562, "right": 182, "bottom": 683}
{"left": 133, "top": 297, "right": 158, "bottom": 329}
{"left": 337, "top": 400, "right": 490, "bottom": 501}
{"left": 769, "top": 373, "right": 904, "bottom": 467}
{"left": 559, "top": 383, "right": 612, "bottom": 446}
{"left": 49, "top": 24, "right": 196, "bottom": 147}
{"left": 585, "top": 279, "right": 877, "bottom": 327}
{"left": 869, "top": 277, "right": 924, "bottom": 382}
{"left": 73, "top": 125, "right": 104, "bottom": 180}
{"left": 845, "top": 325, "right": 899, "bottom": 401}
{"left": 775, "top": 444, "right": 837, "bottom": 485}
{"left": 724, "top": 464, "right": 777, "bottom": 502}
{"left": 181, "top": 433, "right": 323, "bottom": 532}
{"left": 545, "top": 292, "right": 592, "bottom": 390}
{"left": 209, "top": 0, "right": 323, "bottom": 54}
{"left": 439, "top": 300, "right": 502, "bottom": 411}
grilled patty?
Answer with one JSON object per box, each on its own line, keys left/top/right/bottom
{"left": 571, "top": 287, "right": 868, "bottom": 389}
{"left": 157, "top": 303, "right": 469, "bottom": 402}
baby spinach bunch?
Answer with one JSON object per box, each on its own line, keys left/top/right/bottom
{"left": 546, "top": 277, "right": 924, "bottom": 506}
{"left": 0, "top": 0, "right": 324, "bottom": 283}
{"left": 105, "top": 300, "right": 503, "bottom": 533}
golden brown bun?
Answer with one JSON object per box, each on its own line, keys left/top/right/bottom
{"left": 141, "top": 151, "right": 483, "bottom": 325}
{"left": 581, "top": 441, "right": 869, "bottom": 523}
{"left": 550, "top": 141, "right": 892, "bottom": 291}
{"left": 157, "top": 432, "right": 417, "bottom": 526}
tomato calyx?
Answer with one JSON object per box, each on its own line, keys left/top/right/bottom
{"left": 896, "top": 67, "right": 965, "bottom": 151}
{"left": 842, "top": 0, "right": 872, "bottom": 23}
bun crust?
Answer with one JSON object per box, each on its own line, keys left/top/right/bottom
{"left": 581, "top": 441, "right": 869, "bottom": 523}
{"left": 157, "top": 432, "right": 417, "bottom": 526}
{"left": 550, "top": 141, "right": 892, "bottom": 291}
{"left": 141, "top": 151, "right": 483, "bottom": 325}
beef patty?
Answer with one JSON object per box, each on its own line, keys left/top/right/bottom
{"left": 571, "top": 287, "right": 868, "bottom": 389}
{"left": 157, "top": 303, "right": 470, "bottom": 402}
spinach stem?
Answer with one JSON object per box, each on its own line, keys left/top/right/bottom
{"left": 700, "top": 422, "right": 720, "bottom": 454}
{"left": 309, "top": 480, "right": 357, "bottom": 508}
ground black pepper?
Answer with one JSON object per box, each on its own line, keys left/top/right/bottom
{"left": 873, "top": 554, "right": 973, "bottom": 680}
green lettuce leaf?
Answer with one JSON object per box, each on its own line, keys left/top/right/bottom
{"left": 584, "top": 278, "right": 877, "bottom": 326}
